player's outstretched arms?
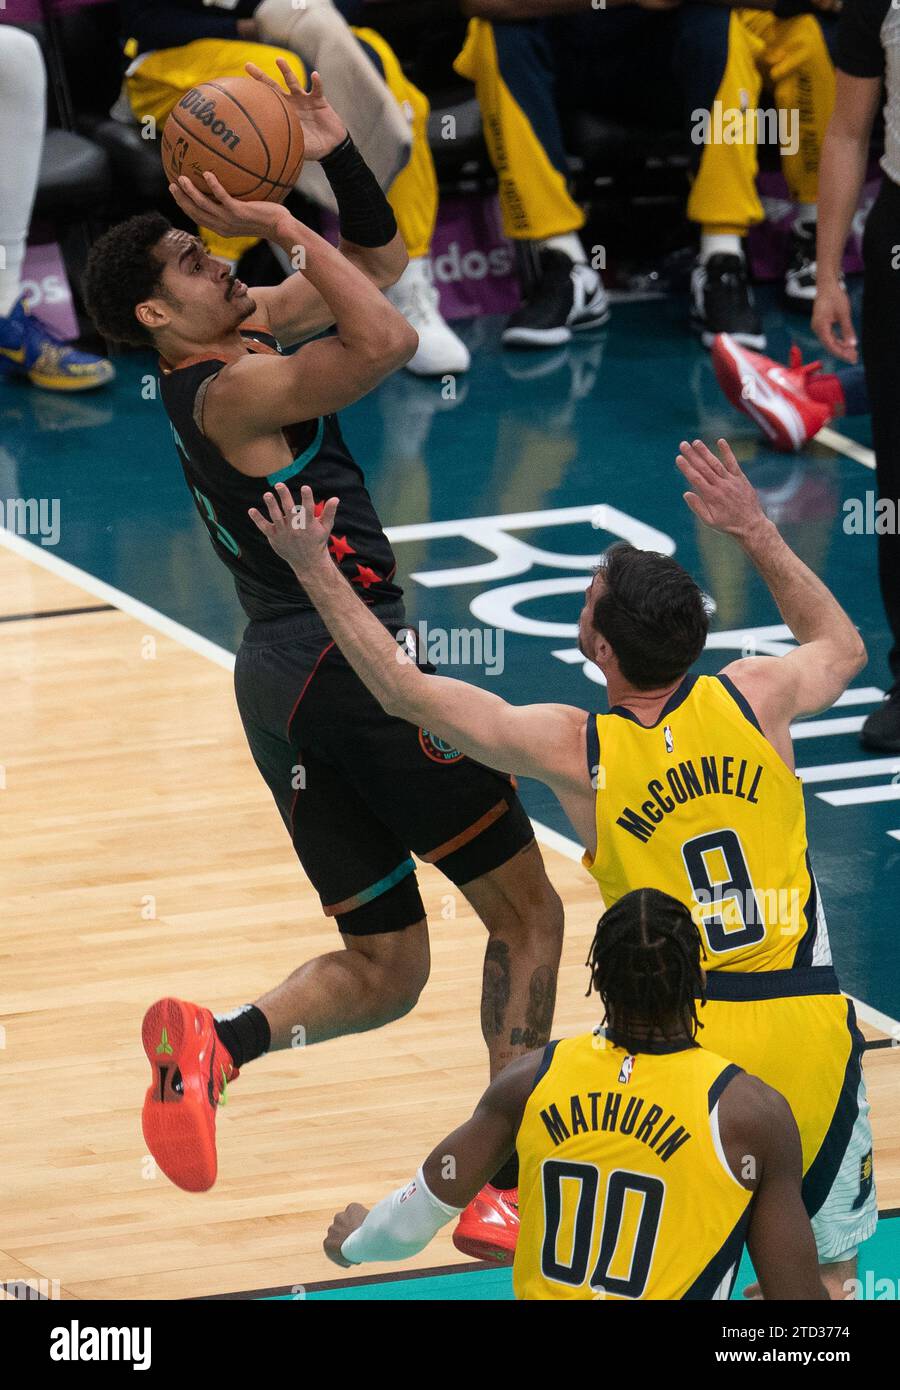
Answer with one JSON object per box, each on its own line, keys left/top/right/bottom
{"left": 719, "top": 1073, "right": 828, "bottom": 1300}
{"left": 249, "top": 483, "right": 591, "bottom": 791}
{"left": 257, "top": 218, "right": 408, "bottom": 348}
{"left": 172, "top": 177, "right": 415, "bottom": 441}
{"left": 324, "top": 1051, "right": 540, "bottom": 1268}
{"left": 676, "top": 438, "right": 866, "bottom": 728}
{"left": 205, "top": 322, "right": 413, "bottom": 448}
{"left": 241, "top": 64, "right": 409, "bottom": 344}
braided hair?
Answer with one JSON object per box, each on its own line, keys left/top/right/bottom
{"left": 585, "top": 888, "right": 706, "bottom": 1053}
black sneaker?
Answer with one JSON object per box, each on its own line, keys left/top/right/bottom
{"left": 860, "top": 689, "right": 900, "bottom": 752}
{"left": 691, "top": 253, "right": 765, "bottom": 351}
{"left": 502, "top": 249, "right": 610, "bottom": 349}
{"left": 784, "top": 221, "right": 817, "bottom": 308}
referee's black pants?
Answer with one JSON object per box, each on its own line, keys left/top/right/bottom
{"left": 862, "top": 175, "right": 900, "bottom": 692}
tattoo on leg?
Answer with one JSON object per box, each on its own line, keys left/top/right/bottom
{"left": 481, "top": 939, "right": 511, "bottom": 1038}
{"left": 510, "top": 965, "right": 556, "bottom": 1049}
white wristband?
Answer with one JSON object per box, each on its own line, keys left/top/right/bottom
{"left": 341, "top": 1168, "right": 462, "bottom": 1265}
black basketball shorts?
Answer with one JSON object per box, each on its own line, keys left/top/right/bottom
{"left": 233, "top": 603, "right": 535, "bottom": 935}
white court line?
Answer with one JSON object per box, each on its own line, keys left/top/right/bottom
{"left": 815, "top": 426, "right": 877, "bottom": 470}
{"left": 790, "top": 714, "right": 866, "bottom": 739}
{"left": 0, "top": 526, "right": 236, "bottom": 672}
{"left": 529, "top": 819, "right": 585, "bottom": 863}
{"left": 798, "top": 756, "right": 900, "bottom": 784}
{"left": 849, "top": 997, "right": 900, "bottom": 1040}
{"left": 833, "top": 687, "right": 885, "bottom": 707}
{"left": 4, "top": 523, "right": 900, "bottom": 1037}
{"left": 819, "top": 784, "right": 900, "bottom": 807}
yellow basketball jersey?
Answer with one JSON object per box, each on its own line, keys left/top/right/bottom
{"left": 514, "top": 1032, "right": 752, "bottom": 1300}
{"left": 583, "top": 674, "right": 819, "bottom": 972}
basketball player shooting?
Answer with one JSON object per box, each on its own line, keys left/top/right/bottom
{"left": 83, "top": 63, "right": 564, "bottom": 1260}
{"left": 252, "top": 438, "right": 876, "bottom": 1297}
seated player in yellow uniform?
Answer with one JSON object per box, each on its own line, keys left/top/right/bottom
{"left": 454, "top": 2, "right": 836, "bottom": 348}
{"left": 323, "top": 888, "right": 827, "bottom": 1300}
{"left": 250, "top": 434, "right": 876, "bottom": 1299}
{"left": 119, "top": 0, "right": 468, "bottom": 375}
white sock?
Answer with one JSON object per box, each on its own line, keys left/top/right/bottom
{"left": 0, "top": 243, "right": 26, "bottom": 319}
{"left": 0, "top": 28, "right": 46, "bottom": 318}
{"left": 795, "top": 204, "right": 817, "bottom": 235}
{"left": 400, "top": 254, "right": 432, "bottom": 286}
{"left": 540, "top": 233, "right": 587, "bottom": 265}
{"left": 214, "top": 1005, "right": 252, "bottom": 1023}
{"left": 700, "top": 232, "right": 742, "bottom": 263}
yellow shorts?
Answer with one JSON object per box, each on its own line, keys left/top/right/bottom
{"left": 698, "top": 966, "right": 876, "bottom": 1262}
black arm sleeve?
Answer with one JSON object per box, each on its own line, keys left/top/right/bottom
{"left": 318, "top": 136, "right": 399, "bottom": 248}
{"left": 834, "top": 0, "right": 890, "bottom": 78}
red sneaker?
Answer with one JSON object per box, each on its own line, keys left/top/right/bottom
{"left": 452, "top": 1184, "right": 519, "bottom": 1263}
{"left": 711, "top": 333, "right": 834, "bottom": 452}
{"left": 141, "top": 997, "right": 238, "bottom": 1193}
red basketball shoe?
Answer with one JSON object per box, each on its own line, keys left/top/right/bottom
{"left": 452, "top": 1184, "right": 519, "bottom": 1262}
{"left": 712, "top": 333, "right": 835, "bottom": 452}
{"left": 141, "top": 997, "right": 238, "bottom": 1193}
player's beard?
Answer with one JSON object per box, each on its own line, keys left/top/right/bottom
{"left": 233, "top": 294, "right": 256, "bottom": 326}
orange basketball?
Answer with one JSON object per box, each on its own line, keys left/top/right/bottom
{"left": 161, "top": 76, "right": 304, "bottom": 204}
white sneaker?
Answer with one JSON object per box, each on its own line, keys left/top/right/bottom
{"left": 385, "top": 258, "right": 471, "bottom": 376}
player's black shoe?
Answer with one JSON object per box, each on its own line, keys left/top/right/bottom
{"left": 691, "top": 253, "right": 765, "bottom": 351}
{"left": 784, "top": 222, "right": 818, "bottom": 308}
{"left": 860, "top": 689, "right": 900, "bottom": 752}
{"left": 502, "top": 249, "right": 610, "bottom": 349}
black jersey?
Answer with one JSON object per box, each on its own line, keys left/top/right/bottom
{"left": 835, "top": 0, "right": 891, "bottom": 79}
{"left": 159, "top": 324, "right": 403, "bottom": 622}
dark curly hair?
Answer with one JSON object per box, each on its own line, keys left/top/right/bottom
{"left": 585, "top": 888, "right": 706, "bottom": 1053}
{"left": 591, "top": 542, "right": 710, "bottom": 690}
{"left": 83, "top": 212, "right": 173, "bottom": 348}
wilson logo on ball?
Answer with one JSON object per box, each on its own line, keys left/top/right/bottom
{"left": 178, "top": 90, "right": 241, "bottom": 152}
{"left": 162, "top": 75, "right": 304, "bottom": 204}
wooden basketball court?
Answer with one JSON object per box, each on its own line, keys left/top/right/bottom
{"left": 1, "top": 543, "right": 897, "bottom": 1300}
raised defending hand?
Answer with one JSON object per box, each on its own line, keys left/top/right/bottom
{"left": 675, "top": 437, "right": 768, "bottom": 541}
{"left": 248, "top": 482, "right": 339, "bottom": 574}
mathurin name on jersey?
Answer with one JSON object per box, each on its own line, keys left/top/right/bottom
{"left": 538, "top": 1087, "right": 693, "bottom": 1162}
{"left": 617, "top": 753, "right": 764, "bottom": 844}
